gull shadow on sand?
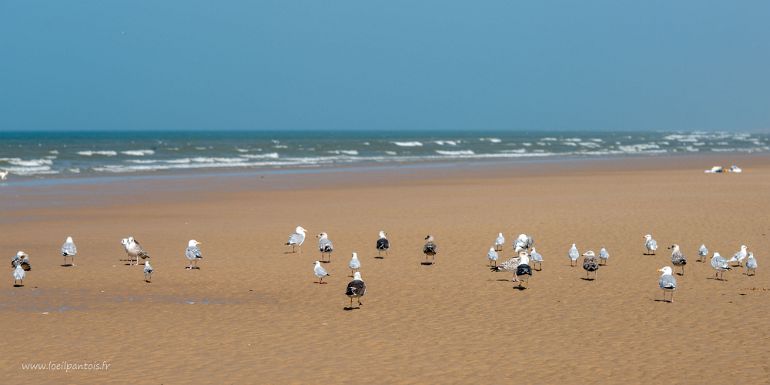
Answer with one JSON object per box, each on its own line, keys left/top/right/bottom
{"left": 495, "top": 279, "right": 511, "bottom": 282}
{"left": 320, "top": 260, "right": 331, "bottom": 264}
{"left": 513, "top": 286, "right": 527, "bottom": 291}
{"left": 653, "top": 299, "right": 673, "bottom": 303}
{"left": 13, "top": 284, "right": 24, "bottom": 288}
{"left": 580, "top": 277, "right": 596, "bottom": 281}
{"left": 343, "top": 306, "right": 362, "bottom": 311}
{"left": 374, "top": 256, "right": 385, "bottom": 259}
{"left": 60, "top": 263, "right": 74, "bottom": 267}
{"left": 420, "top": 261, "right": 434, "bottom": 266}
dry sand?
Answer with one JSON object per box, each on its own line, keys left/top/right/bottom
{"left": 1, "top": 154, "right": 769, "bottom": 384}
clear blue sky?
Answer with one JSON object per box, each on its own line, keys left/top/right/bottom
{"left": 1, "top": 1, "right": 768, "bottom": 132}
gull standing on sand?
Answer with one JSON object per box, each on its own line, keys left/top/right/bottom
{"left": 711, "top": 252, "right": 730, "bottom": 280}
{"left": 644, "top": 234, "right": 658, "bottom": 255}
{"left": 317, "top": 232, "right": 334, "bottom": 262}
{"left": 12, "top": 262, "right": 25, "bottom": 286}
{"left": 657, "top": 266, "right": 677, "bottom": 303}
{"left": 669, "top": 244, "right": 687, "bottom": 276}
{"left": 286, "top": 226, "right": 308, "bottom": 253}
{"left": 487, "top": 247, "right": 499, "bottom": 267}
{"left": 745, "top": 253, "right": 757, "bottom": 276}
{"left": 11, "top": 251, "right": 31, "bottom": 271}
{"left": 598, "top": 247, "right": 609, "bottom": 265}
{"left": 582, "top": 251, "right": 599, "bottom": 280}
{"left": 491, "top": 251, "right": 532, "bottom": 286}
{"left": 568, "top": 244, "right": 580, "bottom": 267}
{"left": 314, "top": 261, "right": 330, "bottom": 284}
{"left": 143, "top": 260, "right": 153, "bottom": 282}
{"left": 122, "top": 237, "right": 150, "bottom": 266}
{"left": 423, "top": 235, "right": 437, "bottom": 264}
{"left": 728, "top": 245, "right": 748, "bottom": 267}
{"left": 494, "top": 233, "right": 505, "bottom": 252}
{"left": 376, "top": 231, "right": 390, "bottom": 257}
{"left": 185, "top": 240, "right": 203, "bottom": 269}
{"left": 345, "top": 272, "right": 366, "bottom": 308}
{"left": 61, "top": 236, "right": 77, "bottom": 266}
{"left": 348, "top": 252, "right": 361, "bottom": 276}
{"left": 514, "top": 234, "right": 534, "bottom": 253}
{"left": 698, "top": 244, "right": 709, "bottom": 262}
{"left": 530, "top": 247, "right": 543, "bottom": 270}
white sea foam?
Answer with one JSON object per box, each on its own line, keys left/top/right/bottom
{"left": 121, "top": 149, "right": 155, "bottom": 156}
{"left": 435, "top": 150, "right": 475, "bottom": 156}
{"left": 480, "top": 138, "right": 502, "bottom": 143}
{"left": 49, "top": 150, "right": 59, "bottom": 154}
{"left": 326, "top": 150, "right": 359, "bottom": 156}
{"left": 7, "top": 158, "right": 54, "bottom": 167}
{"left": 273, "top": 145, "right": 288, "bottom": 149}
{"left": 617, "top": 144, "right": 665, "bottom": 153}
{"left": 392, "top": 141, "right": 423, "bottom": 147}
{"left": 433, "top": 140, "right": 458, "bottom": 146}
{"left": 236, "top": 148, "right": 249, "bottom": 153}
{"left": 385, "top": 151, "right": 398, "bottom": 155}
{"left": 78, "top": 150, "right": 118, "bottom": 156}
{"left": 239, "top": 153, "right": 280, "bottom": 159}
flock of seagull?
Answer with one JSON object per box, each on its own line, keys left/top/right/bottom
{"left": 8, "top": 227, "right": 760, "bottom": 306}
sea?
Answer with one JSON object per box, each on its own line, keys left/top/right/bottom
{"left": 1, "top": 130, "right": 768, "bottom": 180}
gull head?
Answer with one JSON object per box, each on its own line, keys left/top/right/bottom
{"left": 127, "top": 237, "right": 136, "bottom": 244}
{"left": 740, "top": 245, "right": 747, "bottom": 251}
{"left": 497, "top": 232, "right": 503, "bottom": 238}
{"left": 121, "top": 238, "right": 128, "bottom": 245}
{"left": 713, "top": 252, "right": 722, "bottom": 258}
{"left": 644, "top": 234, "right": 652, "bottom": 241}
{"left": 379, "top": 230, "right": 387, "bottom": 239}
{"left": 353, "top": 272, "right": 362, "bottom": 281}
{"left": 571, "top": 243, "right": 576, "bottom": 248}
{"left": 517, "top": 234, "right": 528, "bottom": 241}
{"left": 316, "top": 232, "right": 328, "bottom": 240}
{"left": 668, "top": 244, "right": 680, "bottom": 251}
{"left": 313, "top": 260, "right": 321, "bottom": 266}
{"left": 351, "top": 252, "right": 358, "bottom": 260}
{"left": 65, "top": 236, "right": 74, "bottom": 243}
{"left": 489, "top": 247, "right": 495, "bottom": 253}
{"left": 295, "top": 226, "right": 307, "bottom": 234}
{"left": 16, "top": 251, "right": 28, "bottom": 258}
{"left": 747, "top": 252, "right": 755, "bottom": 259}
{"left": 425, "top": 235, "right": 434, "bottom": 242}
{"left": 658, "top": 266, "right": 673, "bottom": 276}
{"left": 518, "top": 250, "right": 529, "bottom": 258}
{"left": 144, "top": 260, "right": 150, "bottom": 267}
{"left": 188, "top": 239, "right": 201, "bottom": 247}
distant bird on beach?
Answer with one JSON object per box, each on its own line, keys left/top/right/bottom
{"left": 12, "top": 263, "right": 25, "bottom": 286}
{"left": 494, "top": 233, "right": 505, "bottom": 252}
{"left": 348, "top": 252, "right": 361, "bottom": 276}
{"left": 514, "top": 251, "right": 532, "bottom": 287}
{"left": 669, "top": 244, "right": 686, "bottom": 275}
{"left": 568, "top": 244, "right": 579, "bottom": 267}
{"left": 745, "top": 253, "right": 757, "bottom": 276}
{"left": 422, "top": 235, "right": 437, "bottom": 264}
{"left": 375, "top": 231, "right": 390, "bottom": 258}
{"left": 491, "top": 251, "right": 531, "bottom": 284}
{"left": 514, "top": 233, "right": 534, "bottom": 252}
{"left": 121, "top": 237, "right": 150, "bottom": 266}
{"left": 317, "top": 232, "right": 334, "bottom": 262}
{"left": 313, "top": 261, "right": 329, "bottom": 284}
{"left": 0, "top": 170, "right": 8, "bottom": 180}
{"left": 487, "top": 247, "right": 499, "bottom": 267}
{"left": 11, "top": 251, "right": 31, "bottom": 271}
{"left": 582, "top": 251, "right": 599, "bottom": 280}
{"left": 345, "top": 272, "right": 366, "bottom": 308}
{"left": 711, "top": 252, "right": 730, "bottom": 280}
{"left": 185, "top": 239, "right": 203, "bottom": 269}
{"left": 644, "top": 234, "right": 658, "bottom": 255}
{"left": 657, "top": 266, "right": 677, "bottom": 303}
{"left": 598, "top": 247, "right": 609, "bottom": 265}
{"left": 530, "top": 247, "right": 543, "bottom": 270}
{"left": 728, "top": 245, "right": 748, "bottom": 267}
{"left": 143, "top": 260, "right": 153, "bottom": 282}
{"left": 698, "top": 244, "right": 709, "bottom": 262}
{"left": 286, "top": 226, "right": 308, "bottom": 253}
{"left": 61, "top": 236, "right": 77, "bottom": 266}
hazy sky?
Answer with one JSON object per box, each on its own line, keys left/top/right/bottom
{"left": 1, "top": 1, "right": 768, "bottom": 132}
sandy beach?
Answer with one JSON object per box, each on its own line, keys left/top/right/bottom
{"left": 1, "top": 154, "right": 769, "bottom": 384}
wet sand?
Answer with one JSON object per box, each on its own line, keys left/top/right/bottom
{"left": 1, "top": 154, "right": 769, "bottom": 384}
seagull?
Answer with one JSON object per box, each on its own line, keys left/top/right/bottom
{"left": 568, "top": 244, "right": 579, "bottom": 267}
{"left": 185, "top": 240, "right": 203, "bottom": 269}
{"left": 286, "top": 226, "right": 308, "bottom": 253}
{"left": 61, "top": 236, "right": 77, "bottom": 266}
{"left": 746, "top": 252, "right": 757, "bottom": 276}
{"left": 121, "top": 237, "right": 150, "bottom": 266}
{"left": 530, "top": 248, "right": 543, "bottom": 271}
{"left": 582, "top": 251, "right": 599, "bottom": 280}
{"left": 314, "top": 261, "right": 329, "bottom": 284}
{"left": 711, "top": 252, "right": 730, "bottom": 280}
{"left": 487, "top": 247, "right": 499, "bottom": 267}
{"left": 491, "top": 251, "right": 531, "bottom": 286}
{"left": 514, "top": 234, "right": 534, "bottom": 252}
{"left": 597, "top": 247, "right": 610, "bottom": 266}
{"left": 11, "top": 251, "right": 31, "bottom": 271}
{"left": 728, "top": 245, "right": 748, "bottom": 267}
{"left": 348, "top": 252, "right": 361, "bottom": 276}
{"left": 423, "top": 235, "right": 437, "bottom": 264}
{"left": 514, "top": 251, "right": 533, "bottom": 288}
{"left": 375, "top": 231, "right": 390, "bottom": 258}
{"left": 644, "top": 234, "right": 658, "bottom": 255}
{"left": 0, "top": 170, "right": 8, "bottom": 180}
{"left": 345, "top": 272, "right": 366, "bottom": 308}
{"left": 143, "top": 260, "right": 153, "bottom": 282}
{"left": 317, "top": 232, "right": 334, "bottom": 262}
{"left": 657, "top": 266, "right": 677, "bottom": 303}
{"left": 12, "top": 263, "right": 25, "bottom": 286}
{"left": 494, "top": 233, "right": 505, "bottom": 252}
{"left": 668, "top": 244, "right": 686, "bottom": 275}
{"left": 698, "top": 244, "right": 709, "bottom": 262}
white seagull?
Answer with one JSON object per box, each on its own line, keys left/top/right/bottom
{"left": 530, "top": 247, "right": 543, "bottom": 270}
{"left": 313, "top": 261, "right": 329, "bottom": 284}
{"left": 598, "top": 247, "right": 609, "bottom": 265}
{"left": 644, "top": 234, "right": 658, "bottom": 255}
{"left": 728, "top": 245, "right": 748, "bottom": 267}
{"left": 568, "top": 244, "right": 580, "bottom": 267}
{"left": 711, "top": 252, "right": 730, "bottom": 280}
{"left": 185, "top": 239, "right": 203, "bottom": 269}
{"left": 698, "top": 244, "right": 709, "bottom": 262}
{"left": 348, "top": 252, "right": 361, "bottom": 276}
{"left": 121, "top": 237, "right": 150, "bottom": 266}
{"left": 487, "top": 247, "right": 499, "bottom": 267}
{"left": 12, "top": 263, "right": 25, "bottom": 286}
{"left": 669, "top": 244, "right": 687, "bottom": 276}
{"left": 286, "top": 226, "right": 308, "bottom": 253}
{"left": 317, "top": 232, "right": 334, "bottom": 262}
{"left": 514, "top": 233, "right": 534, "bottom": 252}
{"left": 345, "top": 272, "right": 366, "bottom": 308}
{"left": 61, "top": 236, "right": 77, "bottom": 266}
{"left": 12, "top": 251, "right": 31, "bottom": 271}
{"left": 143, "top": 260, "right": 153, "bottom": 282}
{"left": 657, "top": 266, "right": 677, "bottom": 303}
{"left": 494, "top": 233, "right": 505, "bottom": 252}
{"left": 745, "top": 252, "right": 757, "bottom": 276}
